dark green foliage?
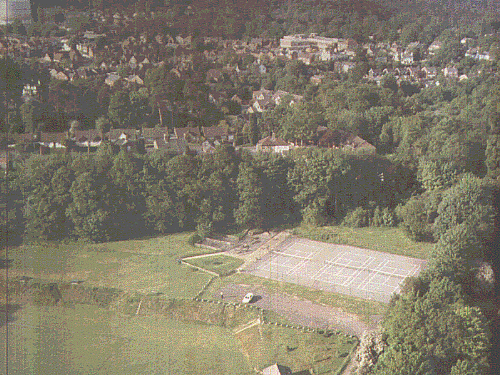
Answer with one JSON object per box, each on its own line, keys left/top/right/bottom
{"left": 188, "top": 233, "right": 203, "bottom": 246}
{"left": 342, "top": 207, "right": 371, "bottom": 228}
{"left": 485, "top": 134, "right": 500, "bottom": 179}
{"left": 374, "top": 278, "right": 491, "bottom": 375}
{"left": 396, "top": 197, "right": 432, "bottom": 242}
{"left": 433, "top": 174, "right": 494, "bottom": 241}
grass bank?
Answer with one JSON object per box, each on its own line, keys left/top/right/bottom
{"left": 292, "top": 225, "right": 434, "bottom": 259}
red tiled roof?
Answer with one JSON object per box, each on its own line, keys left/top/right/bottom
{"left": 257, "top": 135, "right": 289, "bottom": 147}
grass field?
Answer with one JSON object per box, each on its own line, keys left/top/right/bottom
{"left": 238, "top": 324, "right": 358, "bottom": 374}
{"left": 3, "top": 233, "right": 215, "bottom": 298}
{"left": 183, "top": 254, "right": 244, "bottom": 276}
{"left": 1, "top": 303, "right": 253, "bottom": 375}
{"left": 292, "top": 225, "right": 435, "bottom": 259}
{"left": 1, "top": 302, "right": 357, "bottom": 375}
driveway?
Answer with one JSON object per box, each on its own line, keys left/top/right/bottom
{"left": 219, "top": 283, "right": 381, "bottom": 337}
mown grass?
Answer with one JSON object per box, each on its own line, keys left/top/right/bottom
{"left": 4, "top": 232, "right": 214, "bottom": 298}
{"left": 292, "top": 225, "right": 435, "bottom": 259}
{"left": 1, "top": 303, "right": 253, "bottom": 375}
{"left": 2, "top": 299, "right": 357, "bottom": 375}
{"left": 183, "top": 255, "right": 244, "bottom": 276}
{"left": 203, "top": 273, "right": 387, "bottom": 323}
{"left": 237, "top": 324, "right": 358, "bottom": 374}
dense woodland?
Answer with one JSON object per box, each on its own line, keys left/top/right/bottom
{"left": 2, "top": 1, "right": 500, "bottom": 374}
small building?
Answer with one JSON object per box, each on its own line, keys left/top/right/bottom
{"left": 316, "top": 127, "right": 376, "bottom": 154}
{"left": 262, "top": 363, "right": 293, "bottom": 375}
{"left": 202, "top": 126, "right": 232, "bottom": 142}
{"left": 74, "top": 129, "right": 103, "bottom": 148}
{"left": 256, "top": 133, "right": 291, "bottom": 154}
{"left": 173, "top": 126, "right": 201, "bottom": 142}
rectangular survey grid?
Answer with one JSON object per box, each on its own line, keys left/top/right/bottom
{"left": 256, "top": 254, "right": 309, "bottom": 275}
{"left": 247, "top": 237, "right": 428, "bottom": 303}
{"left": 311, "top": 263, "right": 356, "bottom": 286}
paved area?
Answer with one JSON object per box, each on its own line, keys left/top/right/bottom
{"left": 245, "top": 236, "right": 427, "bottom": 303}
{"left": 219, "top": 283, "right": 380, "bottom": 336}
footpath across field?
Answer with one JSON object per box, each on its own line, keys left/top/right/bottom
{"left": 244, "top": 236, "right": 427, "bottom": 303}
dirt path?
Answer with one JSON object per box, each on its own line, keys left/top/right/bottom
{"left": 219, "top": 283, "right": 380, "bottom": 337}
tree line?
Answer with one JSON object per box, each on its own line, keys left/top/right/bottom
{"left": 1, "top": 146, "right": 417, "bottom": 245}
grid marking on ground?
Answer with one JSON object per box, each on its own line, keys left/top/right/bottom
{"left": 247, "top": 237, "right": 427, "bottom": 303}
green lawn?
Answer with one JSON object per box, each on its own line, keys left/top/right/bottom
{"left": 4, "top": 233, "right": 215, "bottom": 298}
{"left": 1, "top": 302, "right": 357, "bottom": 375}
{"left": 183, "top": 254, "right": 244, "bottom": 276}
{"left": 292, "top": 225, "right": 435, "bottom": 259}
{"left": 1, "top": 303, "right": 253, "bottom": 375}
{"left": 238, "top": 324, "right": 358, "bottom": 374}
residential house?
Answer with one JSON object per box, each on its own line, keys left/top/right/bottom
{"left": 125, "top": 74, "right": 144, "bottom": 85}
{"left": 107, "top": 128, "right": 139, "bottom": 143}
{"left": 443, "top": 66, "right": 459, "bottom": 78}
{"left": 173, "top": 126, "right": 201, "bottom": 142}
{"left": 129, "top": 56, "right": 138, "bottom": 69}
{"left": 146, "top": 137, "right": 189, "bottom": 154}
{"left": 208, "top": 90, "right": 229, "bottom": 106}
{"left": 105, "top": 72, "right": 121, "bottom": 86}
{"left": 272, "top": 90, "right": 303, "bottom": 106}
{"left": 256, "top": 133, "right": 291, "bottom": 154}
{"left": 202, "top": 126, "right": 233, "bottom": 143}
{"left": 297, "top": 52, "right": 315, "bottom": 65}
{"left": 52, "top": 70, "right": 69, "bottom": 81}
{"left": 336, "top": 61, "right": 356, "bottom": 73}
{"left": 142, "top": 127, "right": 170, "bottom": 143}
{"left": 400, "top": 51, "right": 414, "bottom": 65}
{"left": 422, "top": 66, "right": 438, "bottom": 79}
{"left": 38, "top": 132, "right": 68, "bottom": 149}
{"left": 200, "top": 140, "right": 217, "bottom": 154}
{"left": 310, "top": 74, "right": 325, "bottom": 85}
{"left": 407, "top": 66, "right": 424, "bottom": 80}
{"left": 252, "top": 89, "right": 273, "bottom": 102}
{"left": 316, "top": 127, "right": 376, "bottom": 154}
{"left": 74, "top": 129, "right": 103, "bottom": 148}
{"left": 69, "top": 49, "right": 84, "bottom": 65}
{"left": 22, "top": 83, "right": 39, "bottom": 99}
{"left": 428, "top": 40, "right": 442, "bottom": 55}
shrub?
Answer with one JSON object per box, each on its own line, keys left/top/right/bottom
{"left": 396, "top": 197, "right": 431, "bottom": 241}
{"left": 382, "top": 207, "right": 395, "bottom": 227}
{"left": 32, "top": 283, "right": 62, "bottom": 306}
{"left": 342, "top": 207, "right": 370, "bottom": 228}
{"left": 371, "top": 206, "right": 384, "bottom": 227}
{"left": 188, "top": 233, "right": 203, "bottom": 246}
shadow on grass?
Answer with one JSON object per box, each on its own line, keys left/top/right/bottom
{"left": 0, "top": 257, "right": 13, "bottom": 269}
{"left": 0, "top": 303, "right": 22, "bottom": 328}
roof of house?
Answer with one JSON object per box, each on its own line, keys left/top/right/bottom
{"left": 142, "top": 127, "right": 169, "bottom": 140}
{"left": 107, "top": 128, "right": 139, "bottom": 141}
{"left": 173, "top": 126, "right": 201, "bottom": 139}
{"left": 153, "top": 138, "right": 189, "bottom": 154}
{"left": 39, "top": 132, "right": 68, "bottom": 143}
{"left": 202, "top": 126, "right": 228, "bottom": 139}
{"left": 257, "top": 134, "right": 290, "bottom": 147}
{"left": 74, "top": 129, "right": 103, "bottom": 142}
{"left": 12, "top": 133, "right": 34, "bottom": 144}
